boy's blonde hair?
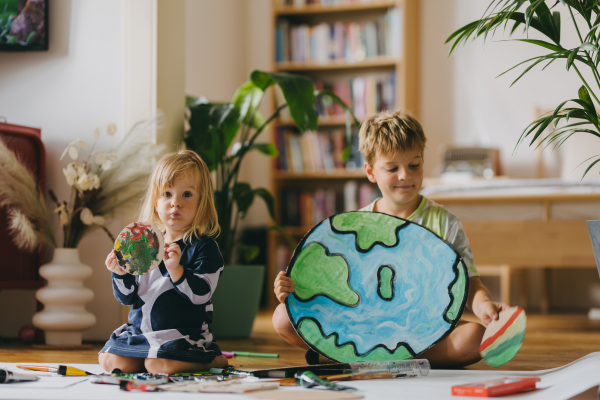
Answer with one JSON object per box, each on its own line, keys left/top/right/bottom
{"left": 139, "top": 150, "right": 220, "bottom": 242}
{"left": 359, "top": 109, "right": 426, "bottom": 166}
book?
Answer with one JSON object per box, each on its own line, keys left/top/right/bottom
{"left": 451, "top": 377, "right": 540, "bottom": 397}
{"left": 277, "top": 128, "right": 353, "bottom": 173}
{"left": 275, "top": 8, "right": 400, "bottom": 64}
{"left": 279, "top": 188, "right": 347, "bottom": 227}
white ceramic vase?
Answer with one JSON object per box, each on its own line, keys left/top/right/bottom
{"left": 32, "top": 248, "right": 96, "bottom": 345}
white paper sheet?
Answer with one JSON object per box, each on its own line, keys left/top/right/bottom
{"left": 0, "top": 375, "right": 88, "bottom": 389}
{"left": 0, "top": 354, "right": 598, "bottom": 399}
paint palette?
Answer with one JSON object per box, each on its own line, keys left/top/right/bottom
{"left": 285, "top": 211, "right": 469, "bottom": 363}
{"left": 480, "top": 306, "right": 527, "bottom": 367}
{"left": 114, "top": 222, "right": 164, "bottom": 275}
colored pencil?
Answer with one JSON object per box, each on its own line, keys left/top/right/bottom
{"left": 232, "top": 351, "right": 279, "bottom": 358}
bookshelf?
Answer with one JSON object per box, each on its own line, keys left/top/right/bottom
{"left": 266, "top": 0, "right": 420, "bottom": 309}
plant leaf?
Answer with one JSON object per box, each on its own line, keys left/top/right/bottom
{"left": 249, "top": 143, "right": 279, "bottom": 157}
{"left": 184, "top": 103, "right": 238, "bottom": 171}
{"left": 240, "top": 244, "right": 260, "bottom": 263}
{"left": 580, "top": 42, "right": 599, "bottom": 52}
{"left": 316, "top": 89, "right": 361, "bottom": 127}
{"left": 186, "top": 95, "right": 208, "bottom": 108}
{"left": 253, "top": 188, "right": 275, "bottom": 219}
{"left": 513, "top": 38, "right": 565, "bottom": 52}
{"left": 250, "top": 70, "right": 275, "bottom": 91}
{"left": 566, "top": 47, "right": 578, "bottom": 70}
{"left": 232, "top": 80, "right": 266, "bottom": 129}
{"left": 232, "top": 182, "right": 254, "bottom": 218}
{"left": 250, "top": 70, "right": 318, "bottom": 132}
{"left": 552, "top": 10, "right": 561, "bottom": 43}
{"left": 582, "top": 156, "right": 600, "bottom": 179}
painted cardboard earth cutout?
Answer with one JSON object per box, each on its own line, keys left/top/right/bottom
{"left": 285, "top": 211, "right": 469, "bottom": 363}
{"left": 480, "top": 306, "right": 526, "bottom": 367}
{"left": 114, "top": 222, "right": 164, "bottom": 276}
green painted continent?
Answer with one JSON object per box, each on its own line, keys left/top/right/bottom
{"left": 298, "top": 318, "right": 413, "bottom": 362}
{"left": 331, "top": 212, "right": 406, "bottom": 251}
{"left": 378, "top": 266, "right": 394, "bottom": 300}
{"left": 445, "top": 261, "right": 467, "bottom": 321}
{"left": 291, "top": 242, "right": 359, "bottom": 307}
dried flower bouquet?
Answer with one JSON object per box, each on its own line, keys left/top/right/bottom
{"left": 0, "top": 117, "right": 165, "bottom": 251}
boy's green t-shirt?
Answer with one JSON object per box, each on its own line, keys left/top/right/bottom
{"left": 359, "top": 196, "right": 479, "bottom": 277}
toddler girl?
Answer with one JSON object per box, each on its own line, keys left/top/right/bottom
{"left": 99, "top": 150, "right": 228, "bottom": 374}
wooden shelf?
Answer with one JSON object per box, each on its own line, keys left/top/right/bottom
{"left": 281, "top": 226, "right": 313, "bottom": 236}
{"left": 274, "top": 57, "right": 398, "bottom": 72}
{"left": 275, "top": 1, "right": 398, "bottom": 16}
{"left": 279, "top": 116, "right": 360, "bottom": 126}
{"left": 267, "top": 0, "right": 419, "bottom": 310}
{"left": 274, "top": 169, "right": 367, "bottom": 180}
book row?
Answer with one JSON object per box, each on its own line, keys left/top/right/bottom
{"left": 278, "top": 0, "right": 393, "bottom": 7}
{"left": 277, "top": 73, "right": 396, "bottom": 123}
{"left": 275, "top": 128, "right": 365, "bottom": 173}
{"left": 315, "top": 73, "right": 395, "bottom": 119}
{"left": 275, "top": 8, "right": 402, "bottom": 63}
{"left": 279, "top": 181, "right": 380, "bottom": 228}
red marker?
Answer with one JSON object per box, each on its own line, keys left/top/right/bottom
{"left": 119, "top": 380, "right": 161, "bottom": 392}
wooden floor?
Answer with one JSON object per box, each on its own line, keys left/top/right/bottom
{"left": 1, "top": 312, "right": 599, "bottom": 373}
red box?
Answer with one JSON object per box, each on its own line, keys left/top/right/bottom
{"left": 452, "top": 377, "right": 540, "bottom": 397}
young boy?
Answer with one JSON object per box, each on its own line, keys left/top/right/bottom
{"left": 273, "top": 109, "right": 509, "bottom": 368}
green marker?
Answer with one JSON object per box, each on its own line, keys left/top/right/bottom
{"left": 232, "top": 351, "right": 279, "bottom": 358}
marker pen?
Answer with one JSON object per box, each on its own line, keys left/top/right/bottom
{"left": 0, "top": 370, "right": 39, "bottom": 383}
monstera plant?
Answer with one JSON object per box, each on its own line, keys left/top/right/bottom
{"left": 185, "top": 70, "right": 357, "bottom": 264}
{"left": 447, "top": 0, "right": 600, "bottom": 177}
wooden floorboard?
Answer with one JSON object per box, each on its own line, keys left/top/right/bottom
{"left": 0, "top": 312, "right": 599, "bottom": 372}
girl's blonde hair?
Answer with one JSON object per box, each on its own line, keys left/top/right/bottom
{"left": 359, "top": 109, "right": 426, "bottom": 166}
{"left": 139, "top": 150, "right": 220, "bottom": 242}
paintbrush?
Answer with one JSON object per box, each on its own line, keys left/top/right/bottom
{"left": 17, "top": 365, "right": 92, "bottom": 376}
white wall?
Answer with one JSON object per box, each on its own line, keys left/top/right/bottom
{"left": 439, "top": 0, "right": 600, "bottom": 180}
{"left": 185, "top": 0, "right": 249, "bottom": 102}
{"left": 185, "top": 0, "right": 272, "bottom": 228}
{"left": 0, "top": 0, "right": 125, "bottom": 339}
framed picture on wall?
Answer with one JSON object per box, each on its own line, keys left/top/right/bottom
{"left": 0, "top": 0, "right": 48, "bottom": 51}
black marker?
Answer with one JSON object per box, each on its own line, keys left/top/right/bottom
{"left": 0, "top": 369, "right": 39, "bottom": 383}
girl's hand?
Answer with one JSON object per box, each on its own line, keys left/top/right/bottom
{"left": 163, "top": 242, "right": 182, "bottom": 271}
{"left": 105, "top": 249, "right": 127, "bottom": 276}
{"left": 274, "top": 271, "right": 294, "bottom": 303}
{"left": 476, "top": 300, "right": 509, "bottom": 326}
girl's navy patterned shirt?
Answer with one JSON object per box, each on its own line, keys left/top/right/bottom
{"left": 102, "top": 236, "right": 224, "bottom": 362}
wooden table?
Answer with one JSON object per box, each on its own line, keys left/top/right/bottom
{"left": 427, "top": 189, "right": 600, "bottom": 313}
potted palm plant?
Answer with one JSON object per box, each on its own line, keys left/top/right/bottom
{"left": 447, "top": 0, "right": 600, "bottom": 176}
{"left": 185, "top": 69, "right": 356, "bottom": 338}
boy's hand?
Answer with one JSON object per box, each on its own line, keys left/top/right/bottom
{"left": 164, "top": 242, "right": 182, "bottom": 271}
{"left": 105, "top": 249, "right": 127, "bottom": 276}
{"left": 476, "top": 300, "right": 509, "bottom": 326}
{"left": 274, "top": 271, "right": 294, "bottom": 303}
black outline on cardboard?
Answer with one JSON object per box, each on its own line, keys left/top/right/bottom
{"left": 290, "top": 241, "right": 360, "bottom": 308}
{"left": 330, "top": 213, "right": 409, "bottom": 253}
{"left": 284, "top": 211, "right": 470, "bottom": 362}
{"left": 296, "top": 316, "right": 417, "bottom": 362}
{"left": 377, "top": 265, "right": 395, "bottom": 301}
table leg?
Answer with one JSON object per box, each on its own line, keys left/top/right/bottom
{"left": 519, "top": 269, "right": 528, "bottom": 309}
{"left": 500, "top": 266, "right": 511, "bottom": 306}
{"left": 540, "top": 268, "right": 551, "bottom": 314}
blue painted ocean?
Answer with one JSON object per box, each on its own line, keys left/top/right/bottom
{"left": 287, "top": 219, "right": 459, "bottom": 355}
